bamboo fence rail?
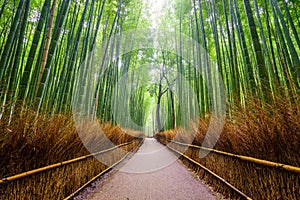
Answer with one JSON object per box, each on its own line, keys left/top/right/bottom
{"left": 163, "top": 138, "right": 300, "bottom": 174}
{"left": 167, "top": 145, "right": 253, "bottom": 200}
{"left": 0, "top": 141, "right": 133, "bottom": 184}
{"left": 63, "top": 138, "right": 144, "bottom": 199}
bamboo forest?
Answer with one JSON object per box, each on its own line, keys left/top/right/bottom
{"left": 0, "top": 0, "right": 299, "bottom": 199}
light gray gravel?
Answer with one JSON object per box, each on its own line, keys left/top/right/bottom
{"left": 79, "top": 138, "right": 220, "bottom": 200}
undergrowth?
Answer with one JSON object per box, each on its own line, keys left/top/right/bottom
{"left": 156, "top": 94, "right": 300, "bottom": 199}
{"left": 0, "top": 106, "right": 143, "bottom": 199}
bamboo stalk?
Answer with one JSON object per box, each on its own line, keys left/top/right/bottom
{"left": 36, "top": 0, "right": 57, "bottom": 98}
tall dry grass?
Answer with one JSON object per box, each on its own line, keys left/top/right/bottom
{"left": 156, "top": 94, "right": 300, "bottom": 199}
{"left": 0, "top": 107, "right": 143, "bottom": 199}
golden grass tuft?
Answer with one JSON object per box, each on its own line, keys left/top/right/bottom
{"left": 0, "top": 107, "right": 143, "bottom": 199}
{"left": 156, "top": 94, "right": 300, "bottom": 199}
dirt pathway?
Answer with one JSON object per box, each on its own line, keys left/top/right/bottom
{"left": 79, "top": 138, "right": 220, "bottom": 200}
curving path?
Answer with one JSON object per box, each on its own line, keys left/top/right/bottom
{"left": 78, "top": 138, "right": 220, "bottom": 200}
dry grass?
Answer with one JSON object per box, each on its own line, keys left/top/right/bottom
{"left": 156, "top": 94, "right": 300, "bottom": 199}
{"left": 0, "top": 107, "right": 143, "bottom": 199}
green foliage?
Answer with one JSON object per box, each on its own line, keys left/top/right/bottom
{"left": 0, "top": 0, "right": 299, "bottom": 129}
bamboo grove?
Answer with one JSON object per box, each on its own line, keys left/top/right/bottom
{"left": 0, "top": 0, "right": 149, "bottom": 127}
{"left": 153, "top": 0, "right": 300, "bottom": 131}
{"left": 0, "top": 0, "right": 299, "bottom": 132}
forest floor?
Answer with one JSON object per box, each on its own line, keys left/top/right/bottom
{"left": 74, "top": 138, "right": 223, "bottom": 200}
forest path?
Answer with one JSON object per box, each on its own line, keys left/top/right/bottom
{"left": 78, "top": 138, "right": 220, "bottom": 200}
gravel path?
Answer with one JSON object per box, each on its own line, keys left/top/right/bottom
{"left": 80, "top": 138, "right": 220, "bottom": 200}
